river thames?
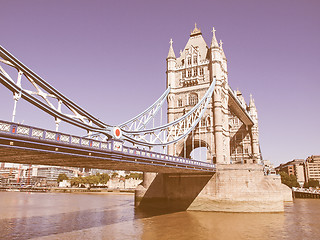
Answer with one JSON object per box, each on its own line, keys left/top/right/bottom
{"left": 0, "top": 192, "right": 319, "bottom": 240}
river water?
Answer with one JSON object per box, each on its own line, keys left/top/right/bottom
{"left": 0, "top": 192, "right": 319, "bottom": 240}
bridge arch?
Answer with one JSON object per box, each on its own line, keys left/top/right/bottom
{"left": 175, "top": 136, "right": 215, "bottom": 163}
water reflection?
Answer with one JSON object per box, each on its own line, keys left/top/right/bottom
{"left": 0, "top": 192, "right": 320, "bottom": 240}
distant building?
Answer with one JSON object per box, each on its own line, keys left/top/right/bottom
{"left": 305, "top": 155, "right": 320, "bottom": 183}
{"left": 276, "top": 159, "right": 309, "bottom": 186}
{"left": 34, "top": 166, "right": 77, "bottom": 186}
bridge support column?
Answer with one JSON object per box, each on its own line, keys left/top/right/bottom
{"left": 135, "top": 172, "right": 157, "bottom": 208}
{"left": 135, "top": 165, "right": 292, "bottom": 212}
{"left": 213, "top": 80, "right": 227, "bottom": 164}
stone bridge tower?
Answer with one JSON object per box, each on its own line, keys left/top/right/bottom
{"left": 166, "top": 25, "right": 261, "bottom": 164}
{"left": 136, "top": 26, "right": 289, "bottom": 213}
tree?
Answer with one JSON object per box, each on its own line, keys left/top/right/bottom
{"left": 98, "top": 173, "right": 110, "bottom": 184}
{"left": 125, "top": 172, "right": 143, "bottom": 180}
{"left": 279, "top": 171, "right": 299, "bottom": 188}
{"left": 304, "top": 179, "right": 320, "bottom": 188}
{"left": 111, "top": 172, "right": 119, "bottom": 179}
{"left": 86, "top": 175, "right": 100, "bottom": 187}
{"left": 70, "top": 176, "right": 84, "bottom": 187}
{"left": 57, "top": 173, "right": 69, "bottom": 183}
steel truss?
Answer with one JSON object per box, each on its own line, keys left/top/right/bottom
{"left": 0, "top": 45, "right": 112, "bottom": 136}
{"left": 119, "top": 87, "right": 170, "bottom": 131}
{"left": 0, "top": 45, "right": 216, "bottom": 148}
{"left": 121, "top": 79, "right": 216, "bottom": 146}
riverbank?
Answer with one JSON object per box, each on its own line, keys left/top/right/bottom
{"left": 50, "top": 188, "right": 134, "bottom": 194}
{"left": 0, "top": 186, "right": 135, "bottom": 194}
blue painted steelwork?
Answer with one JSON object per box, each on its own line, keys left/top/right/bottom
{"left": 0, "top": 45, "right": 218, "bottom": 148}
{"left": 0, "top": 120, "right": 215, "bottom": 171}
{"left": 122, "top": 79, "right": 216, "bottom": 146}
{"left": 120, "top": 87, "right": 171, "bottom": 131}
{"left": 0, "top": 45, "right": 112, "bottom": 136}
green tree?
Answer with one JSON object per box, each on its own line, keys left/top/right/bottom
{"left": 304, "top": 179, "right": 320, "bottom": 188}
{"left": 86, "top": 175, "right": 100, "bottom": 187}
{"left": 98, "top": 173, "right": 110, "bottom": 184}
{"left": 125, "top": 172, "right": 143, "bottom": 180}
{"left": 279, "top": 171, "right": 299, "bottom": 188}
{"left": 111, "top": 172, "right": 119, "bottom": 179}
{"left": 70, "top": 176, "right": 85, "bottom": 187}
{"left": 57, "top": 173, "right": 69, "bottom": 183}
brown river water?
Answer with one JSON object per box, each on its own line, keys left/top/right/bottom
{"left": 0, "top": 192, "right": 319, "bottom": 240}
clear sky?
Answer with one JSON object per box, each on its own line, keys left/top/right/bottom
{"left": 0, "top": 0, "right": 319, "bottom": 166}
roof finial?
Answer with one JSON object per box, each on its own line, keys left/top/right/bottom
{"left": 210, "top": 26, "right": 219, "bottom": 48}
{"left": 167, "top": 38, "right": 176, "bottom": 59}
{"left": 219, "top": 40, "right": 223, "bottom": 48}
{"left": 190, "top": 23, "right": 202, "bottom": 36}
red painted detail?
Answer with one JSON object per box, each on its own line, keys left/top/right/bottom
{"left": 57, "top": 135, "right": 60, "bottom": 141}
{"left": 90, "top": 141, "right": 92, "bottom": 147}
{"left": 12, "top": 127, "right": 16, "bottom": 133}
{"left": 115, "top": 129, "right": 121, "bottom": 137}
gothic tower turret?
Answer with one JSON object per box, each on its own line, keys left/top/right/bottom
{"left": 166, "top": 38, "right": 176, "bottom": 88}
{"left": 210, "top": 27, "right": 230, "bottom": 164}
{"left": 249, "top": 94, "right": 261, "bottom": 163}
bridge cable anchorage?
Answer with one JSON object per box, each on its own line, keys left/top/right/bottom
{"left": 119, "top": 87, "right": 170, "bottom": 131}
{"left": 0, "top": 45, "right": 112, "bottom": 137}
{"left": 120, "top": 79, "right": 216, "bottom": 146}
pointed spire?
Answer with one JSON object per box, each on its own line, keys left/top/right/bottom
{"left": 211, "top": 27, "right": 219, "bottom": 48}
{"left": 220, "top": 40, "right": 227, "bottom": 59}
{"left": 167, "top": 38, "right": 176, "bottom": 59}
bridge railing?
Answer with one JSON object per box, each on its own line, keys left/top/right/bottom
{"left": 0, "top": 120, "right": 215, "bottom": 170}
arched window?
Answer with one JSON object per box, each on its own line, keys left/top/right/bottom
{"left": 193, "top": 55, "right": 197, "bottom": 64}
{"left": 189, "top": 93, "right": 198, "bottom": 106}
{"left": 188, "top": 69, "right": 192, "bottom": 77}
{"left": 178, "top": 99, "right": 183, "bottom": 107}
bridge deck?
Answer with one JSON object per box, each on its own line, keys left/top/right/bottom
{"left": 0, "top": 121, "right": 215, "bottom": 173}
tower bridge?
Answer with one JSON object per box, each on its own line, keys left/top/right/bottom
{"left": 0, "top": 25, "right": 291, "bottom": 212}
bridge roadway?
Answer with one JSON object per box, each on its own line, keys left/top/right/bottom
{"left": 0, "top": 120, "right": 215, "bottom": 173}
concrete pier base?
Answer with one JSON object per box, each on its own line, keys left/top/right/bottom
{"left": 135, "top": 164, "right": 292, "bottom": 213}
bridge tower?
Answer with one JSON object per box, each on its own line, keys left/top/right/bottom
{"left": 166, "top": 25, "right": 260, "bottom": 164}
{"left": 136, "top": 25, "right": 290, "bottom": 212}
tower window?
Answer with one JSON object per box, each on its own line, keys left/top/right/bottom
{"left": 193, "top": 55, "right": 197, "bottom": 64}
{"left": 187, "top": 57, "right": 191, "bottom": 65}
{"left": 193, "top": 68, "right": 197, "bottom": 76}
{"left": 178, "top": 99, "right": 183, "bottom": 107}
{"left": 199, "top": 68, "right": 204, "bottom": 76}
{"left": 189, "top": 93, "right": 198, "bottom": 106}
{"left": 188, "top": 69, "right": 192, "bottom": 77}
{"left": 182, "top": 71, "right": 186, "bottom": 78}
{"left": 201, "top": 118, "right": 206, "bottom": 127}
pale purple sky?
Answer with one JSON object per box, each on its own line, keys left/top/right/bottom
{"left": 0, "top": 0, "right": 319, "bottom": 166}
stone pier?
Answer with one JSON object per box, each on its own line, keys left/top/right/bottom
{"left": 135, "top": 165, "right": 292, "bottom": 212}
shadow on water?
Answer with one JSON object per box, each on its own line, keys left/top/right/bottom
{"left": 138, "top": 173, "right": 213, "bottom": 211}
